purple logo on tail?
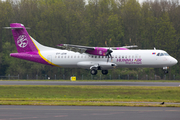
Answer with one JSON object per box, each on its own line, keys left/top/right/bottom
{"left": 17, "top": 35, "right": 28, "bottom": 48}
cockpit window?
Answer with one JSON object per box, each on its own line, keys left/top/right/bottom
{"left": 157, "top": 53, "right": 170, "bottom": 56}
{"left": 160, "top": 53, "right": 164, "bottom": 56}
{"left": 164, "top": 53, "right": 169, "bottom": 56}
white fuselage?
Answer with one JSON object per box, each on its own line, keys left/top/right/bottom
{"left": 40, "top": 49, "right": 177, "bottom": 70}
{"left": 32, "top": 37, "right": 177, "bottom": 70}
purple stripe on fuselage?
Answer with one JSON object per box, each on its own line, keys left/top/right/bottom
{"left": 10, "top": 52, "right": 51, "bottom": 66}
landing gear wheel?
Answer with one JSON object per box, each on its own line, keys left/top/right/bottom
{"left": 102, "top": 70, "right": 108, "bottom": 75}
{"left": 164, "top": 70, "right": 168, "bottom": 74}
{"left": 90, "top": 69, "right": 97, "bottom": 75}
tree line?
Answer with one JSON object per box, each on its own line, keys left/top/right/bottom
{"left": 0, "top": 0, "right": 180, "bottom": 79}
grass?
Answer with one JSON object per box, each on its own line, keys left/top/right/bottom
{"left": 0, "top": 85, "right": 180, "bottom": 107}
{"left": 1, "top": 79, "right": 180, "bottom": 82}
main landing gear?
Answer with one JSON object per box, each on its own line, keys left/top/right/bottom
{"left": 101, "top": 70, "right": 108, "bottom": 75}
{"left": 90, "top": 69, "right": 98, "bottom": 75}
{"left": 90, "top": 69, "right": 109, "bottom": 75}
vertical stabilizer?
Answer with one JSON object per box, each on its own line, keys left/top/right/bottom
{"left": 10, "top": 23, "right": 38, "bottom": 53}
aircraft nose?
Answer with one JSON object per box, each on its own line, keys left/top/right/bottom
{"left": 170, "top": 57, "right": 178, "bottom": 65}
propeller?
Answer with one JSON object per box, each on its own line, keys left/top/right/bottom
{"left": 105, "top": 39, "right": 113, "bottom": 62}
{"left": 106, "top": 49, "right": 113, "bottom": 62}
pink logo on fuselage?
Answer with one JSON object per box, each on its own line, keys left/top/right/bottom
{"left": 17, "top": 35, "right": 28, "bottom": 48}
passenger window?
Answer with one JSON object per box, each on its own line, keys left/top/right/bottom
{"left": 58, "top": 56, "right": 60, "bottom": 58}
{"left": 122, "top": 56, "right": 124, "bottom": 58}
{"left": 64, "top": 56, "right": 66, "bottom": 58}
{"left": 157, "top": 53, "right": 160, "bottom": 56}
{"left": 91, "top": 56, "right": 93, "bottom": 58}
{"left": 95, "top": 56, "right": 97, "bottom": 58}
{"left": 61, "top": 56, "right": 63, "bottom": 58}
{"left": 119, "top": 56, "right": 121, "bottom": 58}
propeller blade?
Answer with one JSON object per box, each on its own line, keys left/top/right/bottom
{"left": 104, "top": 40, "right": 113, "bottom": 62}
{"left": 107, "top": 56, "right": 109, "bottom": 62}
{"left": 106, "top": 49, "right": 113, "bottom": 62}
{"left": 110, "top": 53, "right": 113, "bottom": 62}
{"left": 105, "top": 41, "right": 107, "bottom": 47}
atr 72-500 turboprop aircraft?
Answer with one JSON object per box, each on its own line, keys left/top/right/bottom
{"left": 5, "top": 23, "right": 178, "bottom": 75}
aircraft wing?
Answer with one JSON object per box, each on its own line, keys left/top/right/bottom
{"left": 121, "top": 45, "right": 138, "bottom": 48}
{"left": 57, "top": 44, "right": 137, "bottom": 62}
{"left": 57, "top": 44, "right": 111, "bottom": 60}
{"left": 57, "top": 44, "right": 94, "bottom": 51}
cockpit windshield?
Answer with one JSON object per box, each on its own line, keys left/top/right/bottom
{"left": 164, "top": 53, "right": 169, "bottom": 56}
{"left": 157, "top": 53, "right": 169, "bottom": 56}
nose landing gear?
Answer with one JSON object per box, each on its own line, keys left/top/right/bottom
{"left": 164, "top": 70, "right": 169, "bottom": 74}
{"left": 163, "top": 67, "right": 169, "bottom": 74}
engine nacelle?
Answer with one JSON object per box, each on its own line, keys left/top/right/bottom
{"left": 77, "top": 61, "right": 116, "bottom": 70}
{"left": 85, "top": 47, "right": 108, "bottom": 56}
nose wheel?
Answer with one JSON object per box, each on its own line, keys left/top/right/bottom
{"left": 163, "top": 67, "right": 169, "bottom": 74}
{"left": 90, "top": 69, "right": 97, "bottom": 75}
{"left": 164, "top": 70, "right": 168, "bottom": 74}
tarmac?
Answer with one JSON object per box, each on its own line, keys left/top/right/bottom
{"left": 0, "top": 105, "right": 180, "bottom": 120}
{"left": 0, "top": 81, "right": 180, "bottom": 86}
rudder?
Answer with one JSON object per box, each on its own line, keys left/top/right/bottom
{"left": 10, "top": 23, "right": 38, "bottom": 53}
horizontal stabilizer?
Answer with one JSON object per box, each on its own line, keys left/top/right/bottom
{"left": 3, "top": 27, "right": 30, "bottom": 29}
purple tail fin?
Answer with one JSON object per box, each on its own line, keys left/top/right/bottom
{"left": 10, "top": 23, "right": 38, "bottom": 53}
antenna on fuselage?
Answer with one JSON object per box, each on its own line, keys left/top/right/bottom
{"left": 154, "top": 47, "right": 156, "bottom": 50}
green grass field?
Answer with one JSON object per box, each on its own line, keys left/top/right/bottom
{"left": 2, "top": 79, "right": 180, "bottom": 82}
{"left": 0, "top": 85, "right": 180, "bottom": 107}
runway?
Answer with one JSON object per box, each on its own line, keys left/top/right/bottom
{"left": 0, "top": 105, "right": 179, "bottom": 120}
{"left": 0, "top": 81, "right": 180, "bottom": 86}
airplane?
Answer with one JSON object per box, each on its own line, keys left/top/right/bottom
{"left": 4, "top": 23, "right": 178, "bottom": 75}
